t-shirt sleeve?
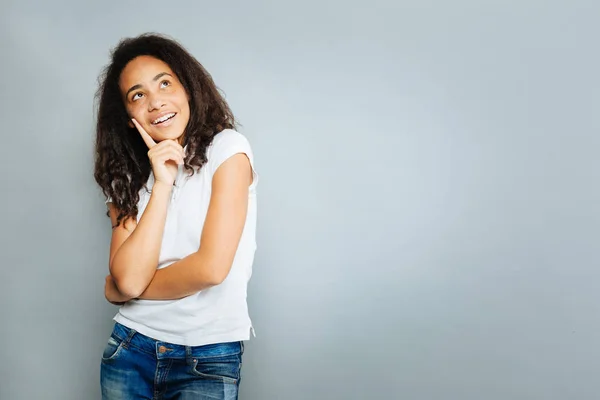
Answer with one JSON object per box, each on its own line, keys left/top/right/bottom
{"left": 207, "top": 130, "right": 259, "bottom": 190}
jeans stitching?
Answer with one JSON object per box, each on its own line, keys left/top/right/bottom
{"left": 113, "top": 331, "right": 156, "bottom": 357}
{"left": 101, "top": 340, "right": 124, "bottom": 362}
{"left": 189, "top": 358, "right": 239, "bottom": 385}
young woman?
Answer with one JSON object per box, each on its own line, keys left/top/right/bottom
{"left": 93, "top": 33, "right": 258, "bottom": 400}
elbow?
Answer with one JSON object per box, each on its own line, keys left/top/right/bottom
{"left": 201, "top": 271, "right": 225, "bottom": 288}
{"left": 116, "top": 281, "right": 145, "bottom": 299}
{"left": 203, "top": 263, "right": 231, "bottom": 287}
{"left": 209, "top": 273, "right": 227, "bottom": 287}
{"left": 112, "top": 275, "right": 147, "bottom": 299}
{"left": 110, "top": 258, "right": 151, "bottom": 299}
{"left": 191, "top": 251, "right": 231, "bottom": 288}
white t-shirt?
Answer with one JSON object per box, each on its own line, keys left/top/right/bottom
{"left": 107, "top": 129, "right": 258, "bottom": 346}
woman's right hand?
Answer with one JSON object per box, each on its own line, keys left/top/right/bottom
{"left": 132, "top": 119, "right": 184, "bottom": 186}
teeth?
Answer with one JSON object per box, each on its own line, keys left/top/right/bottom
{"left": 153, "top": 113, "right": 175, "bottom": 124}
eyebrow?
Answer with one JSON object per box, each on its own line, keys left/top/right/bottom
{"left": 125, "top": 72, "right": 174, "bottom": 98}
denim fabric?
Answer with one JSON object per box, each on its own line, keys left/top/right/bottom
{"left": 100, "top": 322, "right": 243, "bottom": 400}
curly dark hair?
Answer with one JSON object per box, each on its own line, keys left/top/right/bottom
{"left": 93, "top": 33, "right": 236, "bottom": 227}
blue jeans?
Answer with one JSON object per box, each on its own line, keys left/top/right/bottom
{"left": 100, "top": 322, "right": 243, "bottom": 399}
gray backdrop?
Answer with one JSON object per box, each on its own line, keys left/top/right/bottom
{"left": 1, "top": 0, "right": 599, "bottom": 399}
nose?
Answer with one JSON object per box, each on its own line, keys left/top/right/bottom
{"left": 147, "top": 93, "right": 166, "bottom": 112}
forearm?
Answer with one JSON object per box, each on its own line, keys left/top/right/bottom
{"left": 110, "top": 182, "right": 172, "bottom": 297}
{"left": 134, "top": 152, "right": 251, "bottom": 301}
{"left": 137, "top": 250, "right": 222, "bottom": 300}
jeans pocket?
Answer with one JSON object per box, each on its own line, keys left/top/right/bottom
{"left": 189, "top": 354, "right": 241, "bottom": 384}
{"left": 101, "top": 336, "right": 124, "bottom": 362}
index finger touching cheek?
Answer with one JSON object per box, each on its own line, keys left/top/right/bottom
{"left": 132, "top": 118, "right": 156, "bottom": 149}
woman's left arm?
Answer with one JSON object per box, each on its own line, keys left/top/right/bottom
{"left": 133, "top": 152, "right": 253, "bottom": 301}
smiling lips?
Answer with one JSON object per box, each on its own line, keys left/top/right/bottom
{"left": 152, "top": 112, "right": 176, "bottom": 125}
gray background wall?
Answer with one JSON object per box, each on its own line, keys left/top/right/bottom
{"left": 1, "top": 0, "right": 598, "bottom": 399}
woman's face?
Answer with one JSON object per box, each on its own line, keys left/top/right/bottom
{"left": 119, "top": 55, "right": 190, "bottom": 144}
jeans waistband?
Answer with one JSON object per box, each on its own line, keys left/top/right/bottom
{"left": 111, "top": 322, "right": 243, "bottom": 359}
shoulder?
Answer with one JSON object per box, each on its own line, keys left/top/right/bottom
{"left": 205, "top": 129, "right": 259, "bottom": 188}
{"left": 208, "top": 129, "right": 252, "bottom": 154}
{"left": 207, "top": 129, "right": 255, "bottom": 166}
